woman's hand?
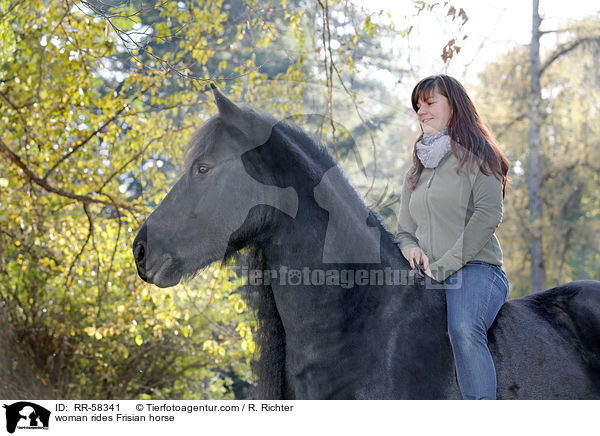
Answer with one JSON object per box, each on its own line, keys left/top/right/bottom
{"left": 423, "top": 267, "right": 434, "bottom": 279}
{"left": 401, "top": 247, "right": 430, "bottom": 271}
{"left": 402, "top": 247, "right": 435, "bottom": 280}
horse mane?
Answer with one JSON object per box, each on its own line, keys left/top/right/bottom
{"left": 221, "top": 114, "right": 400, "bottom": 399}
{"left": 242, "top": 246, "right": 287, "bottom": 399}
{"left": 273, "top": 118, "right": 398, "bottom": 249}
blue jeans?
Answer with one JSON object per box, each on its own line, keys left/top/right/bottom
{"left": 444, "top": 261, "right": 509, "bottom": 400}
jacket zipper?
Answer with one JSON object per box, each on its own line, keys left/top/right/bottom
{"left": 425, "top": 168, "right": 436, "bottom": 259}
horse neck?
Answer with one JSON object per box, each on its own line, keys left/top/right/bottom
{"left": 256, "top": 123, "right": 410, "bottom": 321}
{"left": 260, "top": 196, "right": 443, "bottom": 398}
{"left": 263, "top": 169, "right": 407, "bottom": 327}
{"left": 262, "top": 123, "right": 402, "bottom": 267}
{"left": 258, "top": 141, "right": 433, "bottom": 390}
{"left": 246, "top": 122, "right": 450, "bottom": 398}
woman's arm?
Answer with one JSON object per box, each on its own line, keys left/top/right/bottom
{"left": 396, "top": 181, "right": 431, "bottom": 272}
{"left": 429, "top": 169, "right": 503, "bottom": 282}
{"left": 395, "top": 179, "right": 420, "bottom": 251}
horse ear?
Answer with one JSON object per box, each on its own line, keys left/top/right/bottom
{"left": 210, "top": 83, "right": 241, "bottom": 117}
{"left": 209, "top": 82, "right": 276, "bottom": 148}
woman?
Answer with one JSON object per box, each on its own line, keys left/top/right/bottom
{"left": 395, "top": 74, "right": 510, "bottom": 400}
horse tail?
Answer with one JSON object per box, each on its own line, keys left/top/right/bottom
{"left": 244, "top": 247, "right": 287, "bottom": 399}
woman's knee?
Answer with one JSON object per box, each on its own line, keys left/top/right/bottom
{"left": 448, "top": 319, "right": 487, "bottom": 349}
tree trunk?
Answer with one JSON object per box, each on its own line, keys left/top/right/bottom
{"left": 528, "top": 0, "right": 546, "bottom": 292}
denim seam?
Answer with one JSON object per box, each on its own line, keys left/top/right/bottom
{"left": 480, "top": 274, "right": 495, "bottom": 326}
{"left": 491, "top": 268, "right": 509, "bottom": 301}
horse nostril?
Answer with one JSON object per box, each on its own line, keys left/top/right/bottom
{"left": 133, "top": 223, "right": 149, "bottom": 281}
{"left": 134, "top": 240, "right": 146, "bottom": 270}
{"left": 135, "top": 243, "right": 145, "bottom": 262}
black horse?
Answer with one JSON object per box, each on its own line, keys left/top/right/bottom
{"left": 132, "top": 85, "right": 600, "bottom": 399}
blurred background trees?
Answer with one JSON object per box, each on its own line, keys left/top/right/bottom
{"left": 1, "top": 0, "right": 599, "bottom": 399}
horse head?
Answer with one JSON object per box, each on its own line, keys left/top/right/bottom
{"left": 132, "top": 85, "right": 298, "bottom": 287}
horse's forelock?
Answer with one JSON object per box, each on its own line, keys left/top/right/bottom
{"left": 184, "top": 116, "right": 223, "bottom": 169}
{"left": 184, "top": 105, "right": 276, "bottom": 168}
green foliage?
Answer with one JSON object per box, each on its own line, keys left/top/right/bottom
{"left": 0, "top": 0, "right": 309, "bottom": 399}
{"left": 476, "top": 20, "right": 600, "bottom": 296}
{"left": 0, "top": 0, "right": 499, "bottom": 399}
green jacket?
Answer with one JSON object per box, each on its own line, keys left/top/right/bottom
{"left": 395, "top": 151, "right": 504, "bottom": 282}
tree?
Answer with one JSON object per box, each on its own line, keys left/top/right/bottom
{"left": 528, "top": 0, "right": 545, "bottom": 292}
{"left": 0, "top": 0, "right": 304, "bottom": 399}
{"left": 527, "top": 3, "right": 600, "bottom": 293}
{"left": 477, "top": 17, "right": 600, "bottom": 297}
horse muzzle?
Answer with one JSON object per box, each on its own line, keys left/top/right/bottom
{"left": 132, "top": 224, "right": 182, "bottom": 288}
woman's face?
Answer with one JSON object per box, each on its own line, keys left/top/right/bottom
{"left": 416, "top": 90, "right": 452, "bottom": 136}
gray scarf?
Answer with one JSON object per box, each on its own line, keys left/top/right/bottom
{"left": 416, "top": 128, "right": 452, "bottom": 168}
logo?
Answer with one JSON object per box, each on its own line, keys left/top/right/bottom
{"left": 3, "top": 402, "right": 50, "bottom": 434}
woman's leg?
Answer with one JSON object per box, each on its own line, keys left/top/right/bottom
{"left": 444, "top": 262, "right": 509, "bottom": 400}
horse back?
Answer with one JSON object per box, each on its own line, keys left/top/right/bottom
{"left": 521, "top": 280, "right": 600, "bottom": 365}
{"left": 489, "top": 280, "right": 600, "bottom": 399}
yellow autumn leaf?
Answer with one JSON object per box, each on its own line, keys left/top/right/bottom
{"left": 235, "top": 300, "right": 246, "bottom": 313}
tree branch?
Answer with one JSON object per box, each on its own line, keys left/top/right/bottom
{"left": 316, "top": 0, "right": 379, "bottom": 197}
{"left": 539, "top": 27, "right": 577, "bottom": 35}
{"left": 0, "top": 137, "right": 136, "bottom": 213}
{"left": 0, "top": 0, "right": 25, "bottom": 20}
{"left": 0, "top": 90, "right": 42, "bottom": 148}
{"left": 0, "top": 228, "right": 58, "bottom": 266}
{"left": 540, "top": 35, "right": 600, "bottom": 77}
{"left": 495, "top": 113, "right": 527, "bottom": 140}
{"left": 42, "top": 105, "right": 128, "bottom": 181}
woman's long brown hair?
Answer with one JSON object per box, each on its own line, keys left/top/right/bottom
{"left": 406, "top": 74, "right": 509, "bottom": 199}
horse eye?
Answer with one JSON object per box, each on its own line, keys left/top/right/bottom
{"left": 194, "top": 163, "right": 210, "bottom": 175}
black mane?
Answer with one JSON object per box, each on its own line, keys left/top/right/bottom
{"left": 220, "top": 116, "right": 400, "bottom": 398}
